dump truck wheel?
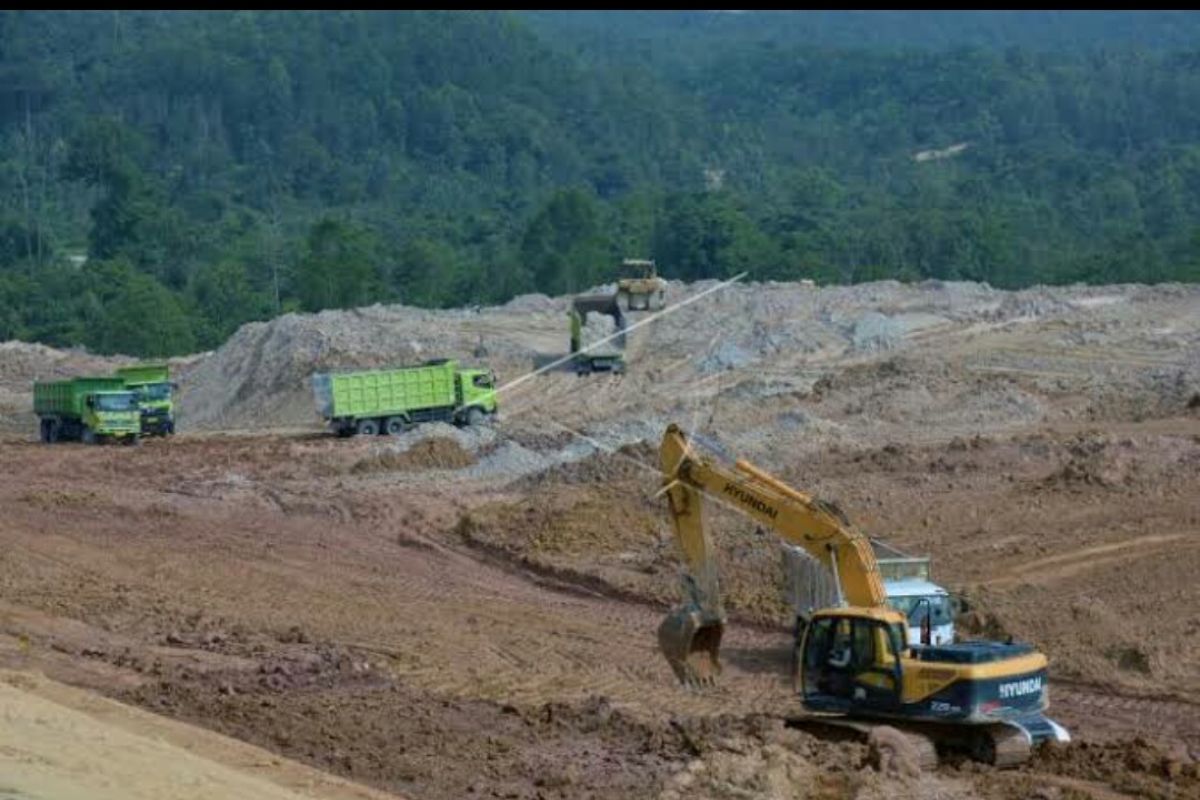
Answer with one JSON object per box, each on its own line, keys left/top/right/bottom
{"left": 356, "top": 418, "right": 380, "bottom": 436}
{"left": 38, "top": 420, "right": 49, "bottom": 443}
{"left": 47, "top": 421, "right": 60, "bottom": 444}
{"left": 384, "top": 416, "right": 410, "bottom": 436}
{"left": 82, "top": 428, "right": 96, "bottom": 445}
{"left": 466, "top": 407, "right": 485, "bottom": 427}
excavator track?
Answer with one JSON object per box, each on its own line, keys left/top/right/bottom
{"left": 976, "top": 714, "right": 1071, "bottom": 768}
{"left": 786, "top": 717, "right": 940, "bottom": 771}
{"left": 987, "top": 724, "right": 1035, "bottom": 768}
{"left": 787, "top": 713, "right": 1068, "bottom": 769}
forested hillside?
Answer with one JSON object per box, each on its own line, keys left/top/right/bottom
{"left": 2, "top": 10, "right": 1199, "bottom": 356}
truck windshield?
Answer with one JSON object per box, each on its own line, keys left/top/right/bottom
{"left": 889, "top": 595, "right": 954, "bottom": 627}
{"left": 472, "top": 374, "right": 493, "bottom": 388}
{"left": 95, "top": 393, "right": 138, "bottom": 412}
{"left": 138, "top": 383, "right": 172, "bottom": 401}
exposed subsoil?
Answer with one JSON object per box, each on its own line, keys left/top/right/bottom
{"left": 1, "top": 279, "right": 1198, "bottom": 798}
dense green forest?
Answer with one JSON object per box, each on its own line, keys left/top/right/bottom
{"left": 1, "top": 11, "right": 1199, "bottom": 356}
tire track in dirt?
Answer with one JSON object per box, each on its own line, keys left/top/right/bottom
{"left": 984, "top": 533, "right": 1193, "bottom": 587}
{"left": 1053, "top": 683, "right": 1200, "bottom": 750}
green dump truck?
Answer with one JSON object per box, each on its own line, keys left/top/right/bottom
{"left": 569, "top": 293, "right": 627, "bottom": 375}
{"left": 115, "top": 363, "right": 176, "bottom": 436}
{"left": 311, "top": 359, "right": 498, "bottom": 437}
{"left": 33, "top": 378, "right": 141, "bottom": 444}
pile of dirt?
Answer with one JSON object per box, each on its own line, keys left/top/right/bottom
{"left": 656, "top": 717, "right": 981, "bottom": 800}
{"left": 167, "top": 278, "right": 1200, "bottom": 442}
{"left": 349, "top": 437, "right": 477, "bottom": 474}
{"left": 175, "top": 298, "right": 557, "bottom": 432}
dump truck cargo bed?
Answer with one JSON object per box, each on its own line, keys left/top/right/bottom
{"left": 314, "top": 362, "right": 460, "bottom": 420}
{"left": 34, "top": 378, "right": 128, "bottom": 417}
{"left": 312, "top": 359, "right": 497, "bottom": 436}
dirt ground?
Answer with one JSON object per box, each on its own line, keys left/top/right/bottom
{"left": 0, "top": 669, "right": 400, "bottom": 800}
{"left": 1, "top": 279, "right": 1198, "bottom": 798}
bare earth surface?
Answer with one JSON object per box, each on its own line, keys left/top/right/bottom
{"left": 0, "top": 669, "right": 401, "bottom": 800}
{"left": 1, "top": 279, "right": 1198, "bottom": 799}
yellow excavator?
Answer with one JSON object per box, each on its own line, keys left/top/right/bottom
{"left": 657, "top": 424, "right": 1070, "bottom": 767}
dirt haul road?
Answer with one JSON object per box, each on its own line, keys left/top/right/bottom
{"left": 0, "top": 279, "right": 1198, "bottom": 799}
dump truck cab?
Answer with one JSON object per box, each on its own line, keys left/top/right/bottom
{"left": 458, "top": 367, "right": 498, "bottom": 416}
{"left": 35, "top": 378, "right": 142, "bottom": 444}
{"left": 116, "top": 364, "right": 175, "bottom": 436}
{"left": 86, "top": 391, "right": 142, "bottom": 434}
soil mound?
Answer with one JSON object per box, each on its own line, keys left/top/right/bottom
{"left": 349, "top": 437, "right": 477, "bottom": 474}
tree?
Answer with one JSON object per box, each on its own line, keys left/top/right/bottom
{"left": 519, "top": 188, "right": 610, "bottom": 295}
{"left": 389, "top": 237, "right": 460, "bottom": 307}
{"left": 62, "top": 117, "right": 191, "bottom": 284}
{"left": 294, "top": 217, "right": 387, "bottom": 311}
{"left": 79, "top": 259, "right": 196, "bottom": 356}
{"left": 189, "top": 259, "right": 272, "bottom": 346}
{"left": 653, "top": 192, "right": 776, "bottom": 280}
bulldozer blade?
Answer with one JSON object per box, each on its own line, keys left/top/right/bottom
{"left": 658, "top": 606, "right": 724, "bottom": 688}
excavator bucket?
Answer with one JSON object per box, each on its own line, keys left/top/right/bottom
{"left": 657, "top": 605, "right": 724, "bottom": 688}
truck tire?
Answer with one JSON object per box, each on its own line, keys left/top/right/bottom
{"left": 39, "top": 419, "right": 49, "bottom": 443}
{"left": 82, "top": 428, "right": 96, "bottom": 445}
{"left": 47, "top": 420, "right": 60, "bottom": 444}
{"left": 123, "top": 435, "right": 140, "bottom": 447}
{"left": 356, "top": 418, "right": 380, "bottom": 436}
{"left": 466, "top": 407, "right": 484, "bottom": 427}
{"left": 384, "top": 416, "right": 410, "bottom": 436}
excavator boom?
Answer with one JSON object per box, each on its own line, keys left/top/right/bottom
{"left": 658, "top": 423, "right": 888, "bottom": 684}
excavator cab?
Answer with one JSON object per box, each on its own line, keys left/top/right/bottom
{"left": 798, "top": 609, "right": 905, "bottom": 714}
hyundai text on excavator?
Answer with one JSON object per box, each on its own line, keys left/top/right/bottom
{"left": 656, "top": 424, "right": 1069, "bottom": 767}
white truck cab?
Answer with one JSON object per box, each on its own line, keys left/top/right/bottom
{"left": 782, "top": 540, "right": 957, "bottom": 647}
{"left": 879, "top": 578, "right": 955, "bottom": 646}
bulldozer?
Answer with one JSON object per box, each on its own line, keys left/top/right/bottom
{"left": 616, "top": 258, "right": 667, "bottom": 312}
{"left": 656, "top": 424, "right": 1069, "bottom": 767}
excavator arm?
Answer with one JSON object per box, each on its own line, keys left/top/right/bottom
{"left": 658, "top": 424, "right": 888, "bottom": 685}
